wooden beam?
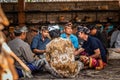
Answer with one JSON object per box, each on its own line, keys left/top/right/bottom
{"left": 18, "top": 0, "right": 25, "bottom": 26}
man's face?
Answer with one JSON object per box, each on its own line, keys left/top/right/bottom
{"left": 78, "top": 32, "right": 84, "bottom": 39}
{"left": 21, "top": 32, "right": 27, "bottom": 40}
{"left": 90, "top": 29, "right": 97, "bottom": 36}
{"left": 64, "top": 26, "right": 72, "bottom": 35}
{"left": 42, "top": 30, "right": 49, "bottom": 38}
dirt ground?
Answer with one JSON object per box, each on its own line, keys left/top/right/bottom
{"left": 19, "top": 59, "right": 120, "bottom": 80}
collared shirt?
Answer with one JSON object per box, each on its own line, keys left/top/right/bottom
{"left": 8, "top": 38, "right": 36, "bottom": 68}
{"left": 82, "top": 36, "right": 107, "bottom": 63}
{"left": 31, "top": 33, "right": 50, "bottom": 53}
{"left": 60, "top": 33, "right": 79, "bottom": 49}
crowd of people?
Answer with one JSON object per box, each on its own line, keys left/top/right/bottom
{"left": 1, "top": 21, "right": 120, "bottom": 79}
{"left": 1, "top": 4, "right": 120, "bottom": 79}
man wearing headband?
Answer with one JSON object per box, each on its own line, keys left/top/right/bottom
{"left": 60, "top": 22, "right": 79, "bottom": 49}
{"left": 75, "top": 26, "right": 107, "bottom": 70}
{"left": 44, "top": 25, "right": 83, "bottom": 78}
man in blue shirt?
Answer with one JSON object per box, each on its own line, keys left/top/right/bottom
{"left": 82, "top": 36, "right": 107, "bottom": 63}
{"left": 60, "top": 23, "right": 79, "bottom": 49}
{"left": 31, "top": 26, "right": 50, "bottom": 58}
{"left": 75, "top": 26, "right": 107, "bottom": 70}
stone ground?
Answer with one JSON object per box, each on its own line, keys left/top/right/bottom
{"left": 19, "top": 59, "right": 120, "bottom": 80}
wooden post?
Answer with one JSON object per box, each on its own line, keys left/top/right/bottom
{"left": 119, "top": 0, "right": 120, "bottom": 23}
{"left": 18, "top": 0, "right": 25, "bottom": 26}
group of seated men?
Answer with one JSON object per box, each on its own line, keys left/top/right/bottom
{"left": 6, "top": 22, "right": 108, "bottom": 78}
{"left": 0, "top": 4, "right": 111, "bottom": 79}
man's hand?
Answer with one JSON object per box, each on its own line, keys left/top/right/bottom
{"left": 33, "top": 49, "right": 46, "bottom": 54}
{"left": 74, "top": 48, "right": 84, "bottom": 56}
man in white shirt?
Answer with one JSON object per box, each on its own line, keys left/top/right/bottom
{"left": 110, "top": 26, "right": 120, "bottom": 48}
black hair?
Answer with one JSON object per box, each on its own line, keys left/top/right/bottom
{"left": 88, "top": 24, "right": 96, "bottom": 30}
{"left": 14, "top": 32, "right": 22, "bottom": 36}
{"left": 72, "top": 23, "right": 78, "bottom": 29}
{"left": 49, "top": 29, "right": 61, "bottom": 39}
{"left": 64, "top": 22, "right": 73, "bottom": 29}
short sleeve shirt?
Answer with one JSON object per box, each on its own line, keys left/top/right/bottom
{"left": 31, "top": 33, "right": 50, "bottom": 52}
{"left": 60, "top": 33, "right": 79, "bottom": 49}
{"left": 82, "top": 36, "right": 107, "bottom": 63}
{"left": 8, "top": 38, "right": 35, "bottom": 68}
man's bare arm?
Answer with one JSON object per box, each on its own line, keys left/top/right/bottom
{"left": 90, "top": 48, "right": 101, "bottom": 58}
{"left": 33, "top": 49, "right": 46, "bottom": 54}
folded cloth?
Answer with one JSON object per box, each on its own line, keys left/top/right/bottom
{"left": 109, "top": 48, "right": 120, "bottom": 53}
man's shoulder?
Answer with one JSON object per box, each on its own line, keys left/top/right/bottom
{"left": 9, "top": 38, "right": 28, "bottom": 45}
{"left": 112, "top": 30, "right": 119, "bottom": 34}
{"left": 70, "top": 34, "right": 78, "bottom": 40}
{"left": 8, "top": 38, "right": 19, "bottom": 45}
{"left": 70, "top": 34, "right": 77, "bottom": 37}
{"left": 33, "top": 33, "right": 41, "bottom": 39}
{"left": 88, "top": 36, "right": 98, "bottom": 42}
{"left": 35, "top": 33, "right": 41, "bottom": 37}
{"left": 90, "top": 36, "right": 103, "bottom": 45}
{"left": 60, "top": 33, "right": 66, "bottom": 37}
